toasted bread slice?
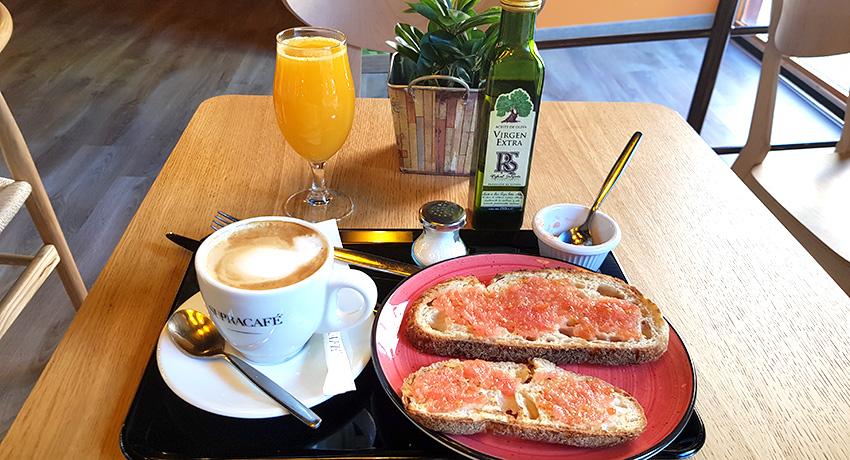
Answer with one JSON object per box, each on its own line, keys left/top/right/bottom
{"left": 402, "top": 358, "right": 647, "bottom": 447}
{"left": 406, "top": 268, "right": 668, "bottom": 365}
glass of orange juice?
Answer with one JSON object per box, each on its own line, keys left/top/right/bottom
{"left": 274, "top": 27, "right": 355, "bottom": 221}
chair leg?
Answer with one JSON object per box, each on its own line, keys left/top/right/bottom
{"left": 0, "top": 245, "right": 60, "bottom": 338}
{"left": 0, "top": 92, "right": 87, "bottom": 309}
{"left": 23, "top": 199, "right": 87, "bottom": 308}
{"left": 836, "top": 96, "right": 849, "bottom": 160}
{"left": 732, "top": 45, "right": 782, "bottom": 175}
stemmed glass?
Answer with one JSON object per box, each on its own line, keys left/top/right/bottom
{"left": 273, "top": 27, "right": 355, "bottom": 221}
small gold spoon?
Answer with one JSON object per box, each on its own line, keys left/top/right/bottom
{"left": 563, "top": 132, "right": 642, "bottom": 246}
{"left": 166, "top": 308, "right": 322, "bottom": 428}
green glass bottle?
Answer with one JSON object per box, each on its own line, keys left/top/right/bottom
{"left": 470, "top": 0, "right": 545, "bottom": 230}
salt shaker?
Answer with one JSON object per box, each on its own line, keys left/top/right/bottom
{"left": 412, "top": 201, "right": 468, "bottom": 267}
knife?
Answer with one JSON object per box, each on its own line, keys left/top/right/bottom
{"left": 165, "top": 232, "right": 201, "bottom": 252}
{"left": 165, "top": 232, "right": 419, "bottom": 277}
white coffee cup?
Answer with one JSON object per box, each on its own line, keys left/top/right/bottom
{"left": 194, "top": 216, "right": 378, "bottom": 364}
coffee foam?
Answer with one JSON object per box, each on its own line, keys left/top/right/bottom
{"left": 207, "top": 221, "right": 328, "bottom": 290}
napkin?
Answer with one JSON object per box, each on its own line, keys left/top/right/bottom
{"left": 313, "top": 220, "right": 357, "bottom": 396}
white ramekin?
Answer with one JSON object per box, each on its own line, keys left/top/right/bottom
{"left": 532, "top": 203, "right": 621, "bottom": 271}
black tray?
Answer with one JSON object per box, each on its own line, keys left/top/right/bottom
{"left": 120, "top": 229, "right": 705, "bottom": 459}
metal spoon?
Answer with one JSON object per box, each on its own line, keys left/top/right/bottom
{"left": 166, "top": 308, "right": 322, "bottom": 429}
{"left": 562, "top": 132, "right": 642, "bottom": 246}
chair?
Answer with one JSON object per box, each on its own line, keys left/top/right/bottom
{"left": 281, "top": 0, "right": 501, "bottom": 95}
{"left": 0, "top": 2, "right": 87, "bottom": 338}
{"left": 731, "top": 0, "right": 850, "bottom": 294}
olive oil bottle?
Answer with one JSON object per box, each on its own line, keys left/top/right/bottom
{"left": 471, "top": 0, "right": 545, "bottom": 230}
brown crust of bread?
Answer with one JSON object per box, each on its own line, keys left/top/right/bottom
{"left": 406, "top": 402, "right": 643, "bottom": 447}
{"left": 405, "top": 268, "right": 669, "bottom": 365}
{"left": 401, "top": 359, "right": 647, "bottom": 447}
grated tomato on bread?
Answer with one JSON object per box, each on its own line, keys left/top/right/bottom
{"left": 406, "top": 268, "right": 668, "bottom": 365}
{"left": 402, "top": 358, "right": 647, "bottom": 447}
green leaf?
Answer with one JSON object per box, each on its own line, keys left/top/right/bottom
{"left": 397, "top": 0, "right": 501, "bottom": 87}
{"left": 419, "top": 34, "right": 461, "bottom": 71}
{"left": 427, "top": 20, "right": 446, "bottom": 34}
{"left": 393, "top": 35, "right": 414, "bottom": 51}
{"left": 445, "top": 10, "right": 471, "bottom": 32}
{"left": 480, "top": 23, "right": 500, "bottom": 56}
{"left": 420, "top": 0, "right": 449, "bottom": 17}
{"left": 467, "top": 28, "right": 485, "bottom": 41}
{"left": 456, "top": 8, "right": 500, "bottom": 33}
{"left": 407, "top": 2, "right": 439, "bottom": 22}
{"left": 395, "top": 23, "right": 423, "bottom": 52}
{"left": 395, "top": 42, "right": 421, "bottom": 63}
{"left": 417, "top": 39, "right": 439, "bottom": 63}
{"left": 419, "top": 32, "right": 454, "bottom": 67}
{"left": 454, "top": 66, "right": 471, "bottom": 84}
{"left": 462, "top": 38, "right": 479, "bottom": 56}
{"left": 414, "top": 58, "right": 433, "bottom": 78}
{"left": 400, "top": 56, "right": 419, "bottom": 84}
{"left": 434, "top": 0, "right": 453, "bottom": 13}
{"left": 429, "top": 32, "right": 456, "bottom": 46}
{"left": 482, "top": 21, "right": 500, "bottom": 45}
{"left": 393, "top": 54, "right": 419, "bottom": 84}
{"left": 458, "top": 0, "right": 480, "bottom": 14}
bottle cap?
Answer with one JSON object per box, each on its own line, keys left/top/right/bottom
{"left": 419, "top": 201, "right": 467, "bottom": 231}
{"left": 500, "top": 0, "right": 542, "bottom": 12}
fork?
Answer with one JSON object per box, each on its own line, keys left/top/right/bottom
{"left": 209, "top": 211, "right": 420, "bottom": 277}
{"left": 210, "top": 210, "right": 239, "bottom": 231}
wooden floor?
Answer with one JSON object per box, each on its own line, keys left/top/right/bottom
{"left": 0, "top": 0, "right": 303, "bottom": 439}
{"left": 0, "top": 0, "right": 842, "bottom": 439}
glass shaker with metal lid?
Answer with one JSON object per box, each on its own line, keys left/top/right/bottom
{"left": 412, "top": 201, "right": 468, "bottom": 267}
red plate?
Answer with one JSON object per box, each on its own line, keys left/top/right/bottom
{"left": 371, "top": 253, "right": 696, "bottom": 460}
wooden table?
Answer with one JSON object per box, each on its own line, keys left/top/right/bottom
{"left": 2, "top": 96, "right": 848, "bottom": 458}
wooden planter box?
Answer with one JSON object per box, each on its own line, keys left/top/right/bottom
{"left": 387, "top": 54, "right": 484, "bottom": 176}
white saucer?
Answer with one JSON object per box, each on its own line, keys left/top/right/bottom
{"left": 156, "top": 291, "right": 374, "bottom": 419}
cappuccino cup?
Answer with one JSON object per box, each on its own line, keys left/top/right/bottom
{"left": 195, "top": 216, "right": 377, "bottom": 364}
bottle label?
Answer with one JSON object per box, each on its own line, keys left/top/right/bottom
{"left": 482, "top": 88, "right": 536, "bottom": 190}
{"left": 481, "top": 191, "right": 524, "bottom": 208}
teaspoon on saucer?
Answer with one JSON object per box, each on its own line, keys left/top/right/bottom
{"left": 166, "top": 308, "right": 322, "bottom": 429}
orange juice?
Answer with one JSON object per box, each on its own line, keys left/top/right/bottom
{"left": 274, "top": 36, "right": 355, "bottom": 163}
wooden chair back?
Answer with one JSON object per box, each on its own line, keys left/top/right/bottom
{"left": 730, "top": 0, "right": 850, "bottom": 294}
{"left": 0, "top": 2, "right": 87, "bottom": 310}
{"left": 281, "top": 0, "right": 501, "bottom": 94}
{"left": 733, "top": 0, "right": 850, "bottom": 171}
{"left": 1, "top": 2, "right": 11, "bottom": 53}
{"left": 773, "top": 0, "right": 850, "bottom": 57}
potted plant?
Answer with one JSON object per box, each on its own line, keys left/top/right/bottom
{"left": 387, "top": 0, "right": 501, "bottom": 176}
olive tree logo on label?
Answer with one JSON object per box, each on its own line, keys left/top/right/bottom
{"left": 495, "top": 88, "right": 533, "bottom": 123}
